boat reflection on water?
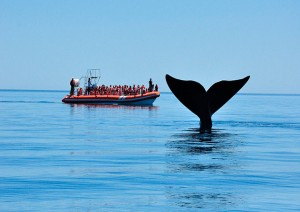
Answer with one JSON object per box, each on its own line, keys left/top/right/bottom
{"left": 66, "top": 102, "right": 160, "bottom": 122}
{"left": 68, "top": 103, "right": 159, "bottom": 111}
{"left": 165, "top": 128, "right": 243, "bottom": 210}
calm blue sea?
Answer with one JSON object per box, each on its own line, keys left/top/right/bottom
{"left": 0, "top": 90, "right": 299, "bottom": 211}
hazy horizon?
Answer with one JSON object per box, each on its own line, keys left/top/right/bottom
{"left": 1, "top": 88, "right": 300, "bottom": 96}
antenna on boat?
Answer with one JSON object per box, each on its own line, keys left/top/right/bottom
{"left": 81, "top": 69, "right": 101, "bottom": 88}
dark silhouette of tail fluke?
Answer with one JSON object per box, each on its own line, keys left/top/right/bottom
{"left": 165, "top": 74, "right": 250, "bottom": 132}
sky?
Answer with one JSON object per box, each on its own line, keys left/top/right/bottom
{"left": 0, "top": 0, "right": 299, "bottom": 94}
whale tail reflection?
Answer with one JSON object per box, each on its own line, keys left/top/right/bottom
{"left": 165, "top": 74, "right": 250, "bottom": 132}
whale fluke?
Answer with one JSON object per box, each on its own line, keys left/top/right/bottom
{"left": 165, "top": 74, "right": 250, "bottom": 132}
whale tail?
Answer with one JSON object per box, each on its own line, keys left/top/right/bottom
{"left": 165, "top": 74, "right": 250, "bottom": 131}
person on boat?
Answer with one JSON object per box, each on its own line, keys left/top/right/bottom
{"left": 149, "top": 78, "right": 154, "bottom": 92}
{"left": 70, "top": 78, "right": 75, "bottom": 96}
{"left": 155, "top": 84, "right": 158, "bottom": 91}
{"left": 87, "top": 78, "right": 91, "bottom": 95}
{"left": 137, "top": 85, "right": 140, "bottom": 94}
{"left": 141, "top": 85, "right": 146, "bottom": 95}
{"left": 77, "top": 87, "right": 83, "bottom": 96}
{"left": 128, "top": 86, "right": 132, "bottom": 95}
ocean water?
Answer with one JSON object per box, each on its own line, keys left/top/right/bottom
{"left": 0, "top": 90, "right": 299, "bottom": 211}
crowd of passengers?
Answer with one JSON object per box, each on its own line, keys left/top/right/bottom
{"left": 71, "top": 78, "right": 158, "bottom": 96}
{"left": 81, "top": 84, "right": 158, "bottom": 96}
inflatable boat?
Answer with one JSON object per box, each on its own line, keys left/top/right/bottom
{"left": 62, "top": 69, "right": 160, "bottom": 105}
{"left": 62, "top": 91, "right": 160, "bottom": 105}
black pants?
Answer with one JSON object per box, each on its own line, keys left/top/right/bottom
{"left": 70, "top": 86, "right": 75, "bottom": 96}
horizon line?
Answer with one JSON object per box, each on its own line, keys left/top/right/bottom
{"left": 0, "top": 88, "right": 299, "bottom": 96}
